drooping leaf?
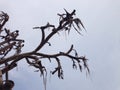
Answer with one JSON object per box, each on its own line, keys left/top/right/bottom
{"left": 72, "top": 23, "right": 82, "bottom": 35}
{"left": 74, "top": 18, "right": 85, "bottom": 29}
{"left": 78, "top": 63, "right": 82, "bottom": 72}
{"left": 48, "top": 58, "right": 51, "bottom": 62}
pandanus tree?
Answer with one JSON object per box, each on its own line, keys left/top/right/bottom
{"left": 0, "top": 9, "right": 89, "bottom": 90}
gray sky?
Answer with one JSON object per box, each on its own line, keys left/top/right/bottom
{"left": 0, "top": 0, "right": 120, "bottom": 90}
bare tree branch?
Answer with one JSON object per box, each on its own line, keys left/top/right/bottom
{"left": 0, "top": 9, "right": 89, "bottom": 89}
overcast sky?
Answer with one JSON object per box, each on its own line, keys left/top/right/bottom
{"left": 0, "top": 0, "right": 120, "bottom": 90}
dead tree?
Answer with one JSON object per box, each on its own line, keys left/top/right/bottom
{"left": 0, "top": 10, "right": 89, "bottom": 90}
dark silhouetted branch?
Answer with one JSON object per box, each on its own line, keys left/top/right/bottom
{"left": 0, "top": 10, "right": 89, "bottom": 90}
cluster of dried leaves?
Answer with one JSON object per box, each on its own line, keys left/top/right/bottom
{"left": 0, "top": 9, "right": 89, "bottom": 86}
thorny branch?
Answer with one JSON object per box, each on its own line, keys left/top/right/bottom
{"left": 0, "top": 9, "right": 89, "bottom": 84}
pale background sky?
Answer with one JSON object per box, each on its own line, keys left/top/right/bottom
{"left": 0, "top": 0, "right": 120, "bottom": 90}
